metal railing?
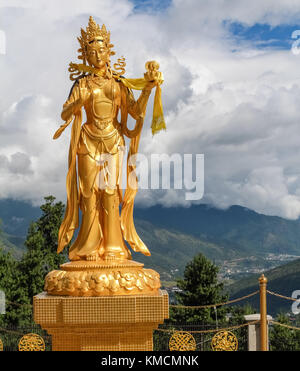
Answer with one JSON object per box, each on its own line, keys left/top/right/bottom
{"left": 1, "top": 274, "right": 299, "bottom": 351}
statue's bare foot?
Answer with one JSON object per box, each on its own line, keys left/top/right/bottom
{"left": 104, "top": 253, "right": 116, "bottom": 261}
{"left": 98, "top": 246, "right": 105, "bottom": 258}
{"left": 104, "top": 250, "right": 127, "bottom": 261}
{"left": 86, "top": 253, "right": 99, "bottom": 261}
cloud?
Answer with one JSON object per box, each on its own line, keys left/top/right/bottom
{"left": 1, "top": 0, "right": 300, "bottom": 219}
{"left": 4, "top": 152, "right": 32, "bottom": 175}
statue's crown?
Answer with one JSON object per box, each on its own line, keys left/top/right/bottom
{"left": 80, "top": 16, "right": 111, "bottom": 45}
{"left": 77, "top": 16, "right": 115, "bottom": 62}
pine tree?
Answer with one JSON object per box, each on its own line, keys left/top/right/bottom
{"left": 0, "top": 221, "right": 16, "bottom": 299}
{"left": 171, "top": 253, "right": 228, "bottom": 324}
{"left": 19, "top": 196, "right": 67, "bottom": 297}
{"left": 6, "top": 196, "right": 67, "bottom": 326}
{"left": 0, "top": 247, "right": 19, "bottom": 326}
{"left": 269, "top": 313, "right": 299, "bottom": 351}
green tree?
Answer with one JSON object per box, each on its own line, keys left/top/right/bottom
{"left": 0, "top": 217, "right": 31, "bottom": 326}
{"left": 226, "top": 304, "right": 257, "bottom": 351}
{"left": 269, "top": 313, "right": 299, "bottom": 351}
{"left": 170, "top": 253, "right": 228, "bottom": 324}
{"left": 0, "top": 221, "right": 14, "bottom": 292}
{"left": 18, "top": 196, "right": 67, "bottom": 301}
{"left": 0, "top": 248, "right": 19, "bottom": 326}
{"left": 1, "top": 196, "right": 67, "bottom": 326}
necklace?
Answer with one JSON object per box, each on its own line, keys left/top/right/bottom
{"left": 87, "top": 75, "right": 110, "bottom": 89}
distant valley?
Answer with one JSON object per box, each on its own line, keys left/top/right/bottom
{"left": 227, "top": 257, "right": 300, "bottom": 315}
{"left": 1, "top": 198, "right": 300, "bottom": 285}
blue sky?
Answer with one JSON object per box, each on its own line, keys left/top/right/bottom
{"left": 227, "top": 21, "right": 300, "bottom": 50}
{"left": 132, "top": 0, "right": 300, "bottom": 50}
{"left": 132, "top": 0, "right": 171, "bottom": 12}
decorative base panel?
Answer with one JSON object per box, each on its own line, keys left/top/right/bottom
{"left": 33, "top": 290, "right": 169, "bottom": 351}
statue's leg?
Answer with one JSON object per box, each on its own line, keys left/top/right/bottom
{"left": 69, "top": 153, "right": 103, "bottom": 261}
{"left": 100, "top": 151, "right": 130, "bottom": 261}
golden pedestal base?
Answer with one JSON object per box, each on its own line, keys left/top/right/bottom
{"left": 33, "top": 290, "right": 169, "bottom": 351}
{"left": 44, "top": 260, "right": 161, "bottom": 296}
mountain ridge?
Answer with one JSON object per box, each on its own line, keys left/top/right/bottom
{"left": 227, "top": 258, "right": 300, "bottom": 315}
{"left": 1, "top": 198, "right": 300, "bottom": 282}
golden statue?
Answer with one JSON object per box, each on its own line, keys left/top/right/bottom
{"left": 44, "top": 16, "right": 166, "bottom": 296}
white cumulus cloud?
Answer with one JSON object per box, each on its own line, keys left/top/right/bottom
{"left": 1, "top": 0, "right": 300, "bottom": 219}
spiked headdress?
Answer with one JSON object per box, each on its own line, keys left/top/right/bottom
{"left": 77, "top": 16, "right": 115, "bottom": 64}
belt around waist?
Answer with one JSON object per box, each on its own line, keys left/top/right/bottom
{"left": 82, "top": 123, "right": 119, "bottom": 140}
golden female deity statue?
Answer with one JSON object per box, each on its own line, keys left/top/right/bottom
{"left": 44, "top": 16, "right": 165, "bottom": 296}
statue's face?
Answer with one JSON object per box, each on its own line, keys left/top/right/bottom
{"left": 86, "top": 38, "right": 109, "bottom": 69}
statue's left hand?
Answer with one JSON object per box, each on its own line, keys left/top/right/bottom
{"left": 144, "top": 80, "right": 159, "bottom": 91}
{"left": 144, "top": 60, "right": 163, "bottom": 90}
